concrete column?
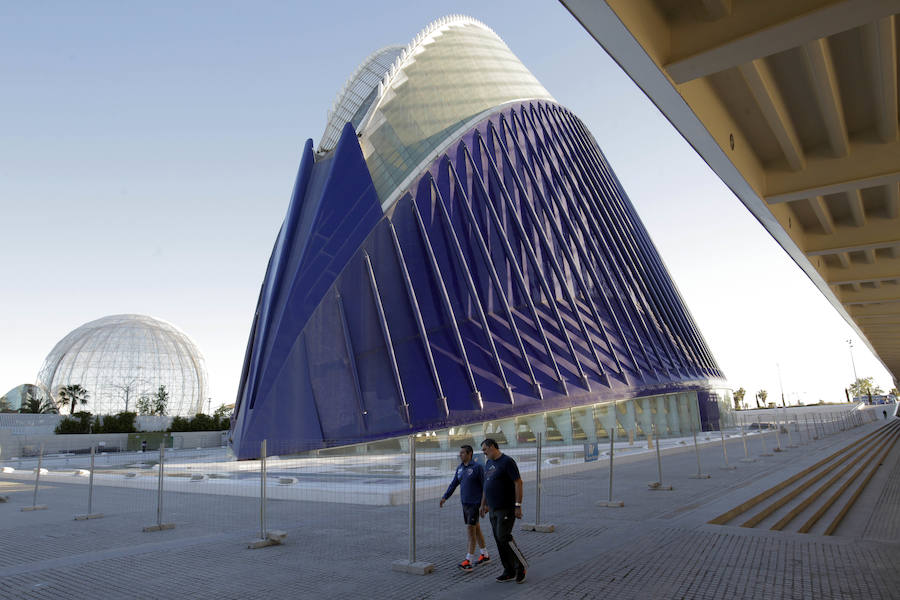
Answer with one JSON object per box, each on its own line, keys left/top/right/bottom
{"left": 550, "top": 411, "right": 575, "bottom": 446}
{"left": 572, "top": 406, "right": 598, "bottom": 444}
{"left": 599, "top": 403, "right": 617, "bottom": 439}
{"left": 398, "top": 437, "right": 410, "bottom": 452}
{"left": 525, "top": 414, "right": 547, "bottom": 444}
{"left": 623, "top": 399, "right": 637, "bottom": 439}
{"left": 636, "top": 397, "right": 654, "bottom": 439}
{"left": 667, "top": 395, "right": 679, "bottom": 435}
{"left": 496, "top": 418, "right": 519, "bottom": 448}
{"left": 436, "top": 432, "right": 450, "bottom": 451}
{"left": 654, "top": 396, "right": 668, "bottom": 435}
{"left": 678, "top": 394, "right": 692, "bottom": 433}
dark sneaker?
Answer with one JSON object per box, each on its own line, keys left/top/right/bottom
{"left": 476, "top": 553, "right": 490, "bottom": 565}
{"left": 496, "top": 572, "right": 516, "bottom": 582}
{"left": 457, "top": 559, "right": 473, "bottom": 572}
{"left": 516, "top": 569, "right": 527, "bottom": 584}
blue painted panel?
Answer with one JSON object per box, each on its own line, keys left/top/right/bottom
{"left": 232, "top": 101, "right": 725, "bottom": 459}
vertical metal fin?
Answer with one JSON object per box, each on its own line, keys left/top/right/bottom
{"left": 446, "top": 158, "right": 542, "bottom": 398}
{"left": 362, "top": 252, "right": 411, "bottom": 425}
{"left": 411, "top": 200, "right": 483, "bottom": 410}
{"left": 490, "top": 121, "right": 605, "bottom": 385}
{"left": 387, "top": 219, "right": 449, "bottom": 417}
{"left": 477, "top": 130, "right": 589, "bottom": 389}
{"left": 463, "top": 143, "right": 565, "bottom": 392}
{"left": 335, "top": 288, "right": 369, "bottom": 430}
{"left": 430, "top": 175, "right": 514, "bottom": 404}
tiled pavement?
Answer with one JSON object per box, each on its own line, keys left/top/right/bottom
{"left": 1, "top": 415, "right": 898, "bottom": 599}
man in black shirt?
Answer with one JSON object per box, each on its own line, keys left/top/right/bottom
{"left": 479, "top": 438, "right": 528, "bottom": 584}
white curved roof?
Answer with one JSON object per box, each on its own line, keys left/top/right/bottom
{"left": 318, "top": 45, "right": 404, "bottom": 153}
{"left": 320, "top": 15, "right": 554, "bottom": 208}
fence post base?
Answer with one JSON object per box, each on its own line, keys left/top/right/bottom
{"left": 647, "top": 482, "right": 674, "bottom": 491}
{"left": 596, "top": 500, "right": 624, "bottom": 507}
{"left": 689, "top": 473, "right": 711, "bottom": 479}
{"left": 74, "top": 513, "right": 103, "bottom": 520}
{"left": 21, "top": 505, "right": 47, "bottom": 512}
{"left": 521, "top": 522, "right": 555, "bottom": 532}
{"left": 142, "top": 523, "right": 175, "bottom": 532}
{"left": 248, "top": 530, "right": 287, "bottom": 549}
{"left": 391, "top": 560, "right": 434, "bottom": 575}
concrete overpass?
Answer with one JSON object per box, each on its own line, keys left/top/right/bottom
{"left": 561, "top": 0, "right": 900, "bottom": 386}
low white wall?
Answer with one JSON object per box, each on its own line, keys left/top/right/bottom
{"left": 0, "top": 430, "right": 228, "bottom": 459}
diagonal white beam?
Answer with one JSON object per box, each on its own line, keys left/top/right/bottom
{"left": 739, "top": 59, "right": 806, "bottom": 170}
{"left": 848, "top": 189, "right": 867, "bottom": 227}
{"left": 808, "top": 196, "right": 835, "bottom": 234}
{"left": 801, "top": 37, "right": 849, "bottom": 157}
{"left": 862, "top": 16, "right": 899, "bottom": 143}
{"left": 662, "top": 0, "right": 900, "bottom": 84}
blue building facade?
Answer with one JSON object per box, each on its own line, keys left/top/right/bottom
{"left": 230, "top": 17, "right": 724, "bottom": 459}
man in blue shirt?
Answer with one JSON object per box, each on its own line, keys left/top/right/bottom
{"left": 479, "top": 438, "right": 527, "bottom": 584}
{"left": 440, "top": 444, "right": 490, "bottom": 571}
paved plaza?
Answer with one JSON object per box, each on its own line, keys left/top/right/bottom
{"left": 1, "top": 406, "right": 897, "bottom": 599}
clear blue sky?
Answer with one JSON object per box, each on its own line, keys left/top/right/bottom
{"left": 1, "top": 1, "right": 894, "bottom": 410}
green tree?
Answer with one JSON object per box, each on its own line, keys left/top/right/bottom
{"left": 17, "top": 389, "right": 57, "bottom": 414}
{"left": 152, "top": 385, "right": 169, "bottom": 416}
{"left": 57, "top": 384, "right": 90, "bottom": 415}
{"left": 849, "top": 377, "right": 883, "bottom": 399}
{"left": 0, "top": 395, "right": 12, "bottom": 413}
{"left": 136, "top": 395, "right": 153, "bottom": 416}
{"left": 756, "top": 389, "right": 768, "bottom": 408}
{"left": 734, "top": 387, "right": 746, "bottom": 410}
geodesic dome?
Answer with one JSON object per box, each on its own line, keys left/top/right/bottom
{"left": 37, "top": 314, "right": 208, "bottom": 416}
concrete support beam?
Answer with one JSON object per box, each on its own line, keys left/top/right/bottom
{"left": 661, "top": 0, "right": 900, "bottom": 83}
{"left": 600, "top": 403, "right": 617, "bottom": 440}
{"left": 654, "top": 396, "right": 669, "bottom": 436}
{"left": 804, "top": 220, "right": 900, "bottom": 255}
{"left": 765, "top": 140, "right": 900, "bottom": 204}
{"left": 863, "top": 248, "right": 877, "bottom": 264}
{"left": 836, "top": 252, "right": 851, "bottom": 268}
{"left": 497, "top": 418, "right": 519, "bottom": 448}
{"left": 847, "top": 190, "right": 867, "bottom": 227}
{"left": 808, "top": 196, "right": 835, "bottom": 234}
{"left": 886, "top": 182, "right": 900, "bottom": 219}
{"left": 862, "top": 17, "right": 899, "bottom": 143}
{"left": 840, "top": 287, "right": 900, "bottom": 304}
{"left": 622, "top": 399, "right": 637, "bottom": 439}
{"left": 551, "top": 411, "right": 575, "bottom": 446}
{"left": 738, "top": 59, "right": 805, "bottom": 170}
{"left": 801, "top": 37, "right": 849, "bottom": 157}
{"left": 572, "top": 406, "right": 598, "bottom": 443}
{"left": 636, "top": 397, "right": 654, "bottom": 440}
{"left": 667, "top": 395, "right": 680, "bottom": 435}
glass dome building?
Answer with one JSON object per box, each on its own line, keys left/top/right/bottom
{"left": 37, "top": 314, "right": 208, "bottom": 416}
{"left": 230, "top": 16, "right": 725, "bottom": 458}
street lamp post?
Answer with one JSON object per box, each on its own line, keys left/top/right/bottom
{"left": 847, "top": 339, "right": 858, "bottom": 401}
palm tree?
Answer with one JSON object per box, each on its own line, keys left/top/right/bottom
{"left": 57, "top": 384, "right": 90, "bottom": 415}
{"left": 18, "top": 393, "right": 57, "bottom": 414}
{"left": 756, "top": 389, "right": 768, "bottom": 408}
{"left": 734, "top": 387, "right": 746, "bottom": 410}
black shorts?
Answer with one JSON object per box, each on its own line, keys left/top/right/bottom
{"left": 462, "top": 503, "right": 480, "bottom": 526}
